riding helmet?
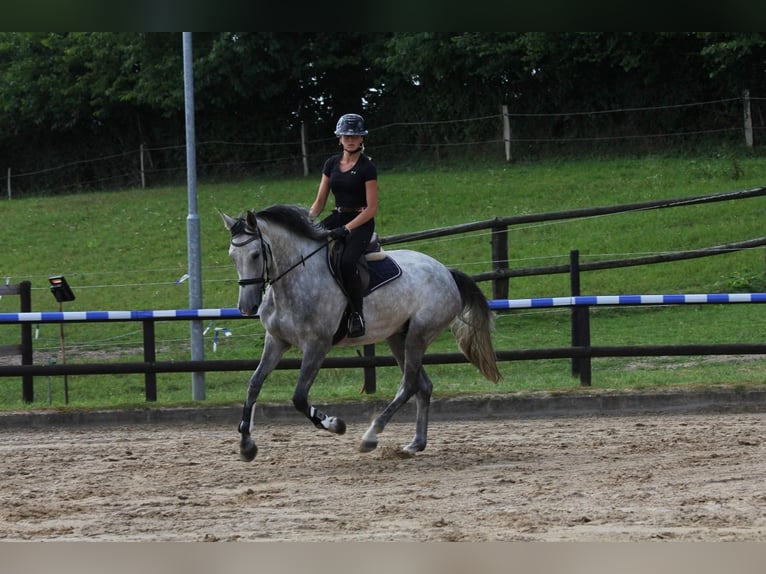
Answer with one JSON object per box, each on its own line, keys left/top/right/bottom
{"left": 334, "top": 113, "right": 368, "bottom": 136}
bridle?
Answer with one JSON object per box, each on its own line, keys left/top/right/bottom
{"left": 230, "top": 218, "right": 269, "bottom": 293}
{"left": 229, "top": 215, "right": 330, "bottom": 292}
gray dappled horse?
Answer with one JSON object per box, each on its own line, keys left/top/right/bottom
{"left": 221, "top": 204, "right": 501, "bottom": 461}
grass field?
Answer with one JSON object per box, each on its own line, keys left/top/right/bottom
{"left": 2, "top": 153, "right": 766, "bottom": 410}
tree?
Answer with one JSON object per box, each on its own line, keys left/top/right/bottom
{"left": 1, "top": 32, "right": 762, "bottom": 195}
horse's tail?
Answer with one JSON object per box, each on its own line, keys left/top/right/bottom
{"left": 449, "top": 269, "right": 502, "bottom": 383}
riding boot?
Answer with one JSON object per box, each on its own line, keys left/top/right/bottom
{"left": 346, "top": 273, "right": 365, "bottom": 338}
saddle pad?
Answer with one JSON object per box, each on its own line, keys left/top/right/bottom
{"left": 365, "top": 255, "right": 402, "bottom": 295}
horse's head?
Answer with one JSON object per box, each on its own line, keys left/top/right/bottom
{"left": 221, "top": 210, "right": 267, "bottom": 316}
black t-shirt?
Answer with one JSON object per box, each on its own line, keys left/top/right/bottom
{"left": 322, "top": 153, "right": 377, "bottom": 209}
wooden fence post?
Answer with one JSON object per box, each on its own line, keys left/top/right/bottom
{"left": 502, "top": 104, "right": 512, "bottom": 162}
{"left": 570, "top": 250, "right": 592, "bottom": 385}
{"left": 301, "top": 122, "right": 309, "bottom": 177}
{"left": 142, "top": 320, "right": 157, "bottom": 401}
{"left": 491, "top": 223, "right": 509, "bottom": 300}
{"left": 570, "top": 250, "right": 581, "bottom": 378}
{"left": 140, "top": 144, "right": 146, "bottom": 188}
{"left": 0, "top": 281, "right": 34, "bottom": 402}
{"left": 362, "top": 344, "right": 376, "bottom": 394}
{"left": 743, "top": 89, "right": 753, "bottom": 148}
{"left": 19, "top": 281, "right": 33, "bottom": 402}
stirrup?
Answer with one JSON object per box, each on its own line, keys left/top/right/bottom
{"left": 347, "top": 312, "right": 365, "bottom": 338}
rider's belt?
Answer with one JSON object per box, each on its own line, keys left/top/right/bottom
{"left": 334, "top": 206, "right": 365, "bottom": 213}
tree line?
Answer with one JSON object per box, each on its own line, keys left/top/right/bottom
{"left": 2, "top": 32, "right": 764, "bottom": 194}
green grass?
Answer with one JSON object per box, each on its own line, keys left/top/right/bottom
{"left": 2, "top": 153, "right": 766, "bottom": 410}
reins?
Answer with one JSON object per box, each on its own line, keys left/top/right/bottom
{"left": 268, "top": 241, "right": 331, "bottom": 285}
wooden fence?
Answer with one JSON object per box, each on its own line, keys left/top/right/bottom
{"left": 2, "top": 292, "right": 766, "bottom": 403}
{"left": 1, "top": 185, "right": 765, "bottom": 403}
{"left": 379, "top": 185, "right": 766, "bottom": 299}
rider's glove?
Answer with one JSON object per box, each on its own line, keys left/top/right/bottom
{"left": 329, "top": 226, "right": 350, "bottom": 241}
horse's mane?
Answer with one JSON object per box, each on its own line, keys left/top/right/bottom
{"left": 255, "top": 204, "right": 328, "bottom": 242}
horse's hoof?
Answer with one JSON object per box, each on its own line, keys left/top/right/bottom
{"left": 239, "top": 441, "right": 258, "bottom": 462}
{"left": 403, "top": 442, "right": 425, "bottom": 454}
{"left": 333, "top": 418, "right": 347, "bottom": 435}
{"left": 358, "top": 439, "right": 378, "bottom": 453}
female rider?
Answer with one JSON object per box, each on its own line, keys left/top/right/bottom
{"left": 309, "top": 113, "right": 378, "bottom": 338}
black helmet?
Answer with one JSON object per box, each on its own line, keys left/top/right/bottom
{"left": 334, "top": 113, "right": 368, "bottom": 136}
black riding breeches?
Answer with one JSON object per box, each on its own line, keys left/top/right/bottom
{"left": 320, "top": 213, "right": 374, "bottom": 314}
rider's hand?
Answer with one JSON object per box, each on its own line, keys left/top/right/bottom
{"left": 329, "top": 226, "right": 350, "bottom": 241}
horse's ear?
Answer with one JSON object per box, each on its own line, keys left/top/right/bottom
{"left": 219, "top": 209, "right": 238, "bottom": 231}
{"left": 246, "top": 210, "right": 258, "bottom": 230}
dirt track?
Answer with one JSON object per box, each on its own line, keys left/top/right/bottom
{"left": 2, "top": 410, "right": 766, "bottom": 541}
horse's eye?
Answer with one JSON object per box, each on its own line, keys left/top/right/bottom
{"left": 251, "top": 252, "right": 260, "bottom": 261}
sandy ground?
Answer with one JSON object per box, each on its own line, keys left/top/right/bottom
{"left": 2, "top": 410, "right": 766, "bottom": 542}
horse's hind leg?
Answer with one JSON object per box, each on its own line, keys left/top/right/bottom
{"left": 360, "top": 332, "right": 427, "bottom": 453}
{"left": 405, "top": 367, "right": 433, "bottom": 454}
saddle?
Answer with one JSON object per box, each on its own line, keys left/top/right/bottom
{"left": 327, "top": 233, "right": 402, "bottom": 343}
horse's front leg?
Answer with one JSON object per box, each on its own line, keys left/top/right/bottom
{"left": 291, "top": 343, "right": 346, "bottom": 436}
{"left": 239, "top": 333, "right": 291, "bottom": 462}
